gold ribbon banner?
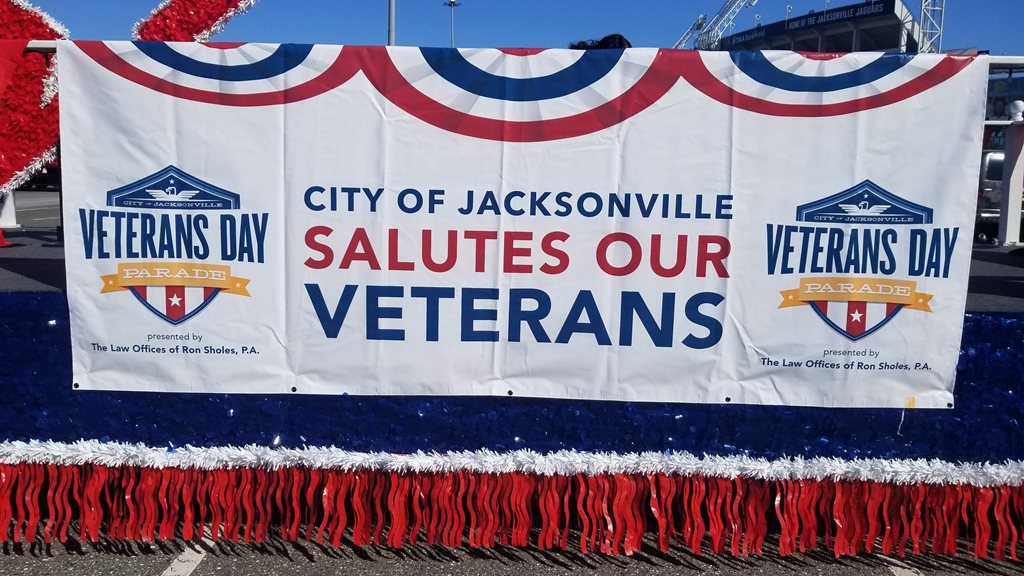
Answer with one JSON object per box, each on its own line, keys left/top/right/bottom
{"left": 101, "top": 262, "right": 250, "bottom": 296}
{"left": 779, "top": 277, "right": 931, "bottom": 312}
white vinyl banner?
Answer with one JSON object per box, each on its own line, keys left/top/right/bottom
{"left": 58, "top": 42, "right": 987, "bottom": 407}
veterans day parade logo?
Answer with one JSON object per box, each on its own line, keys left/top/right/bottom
{"left": 83, "top": 166, "right": 267, "bottom": 325}
{"left": 771, "top": 181, "right": 953, "bottom": 341}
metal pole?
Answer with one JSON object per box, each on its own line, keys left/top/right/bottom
{"left": 443, "top": 1, "right": 460, "bottom": 48}
{"left": 44, "top": 146, "right": 65, "bottom": 248}
{"left": 388, "top": 0, "right": 395, "bottom": 46}
{"left": 919, "top": 0, "right": 928, "bottom": 51}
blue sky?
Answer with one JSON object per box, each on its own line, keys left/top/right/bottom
{"left": 30, "top": 0, "right": 1024, "bottom": 55}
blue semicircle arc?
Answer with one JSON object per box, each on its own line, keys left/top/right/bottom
{"left": 132, "top": 42, "right": 313, "bottom": 81}
{"left": 730, "top": 51, "right": 914, "bottom": 93}
{"left": 419, "top": 48, "right": 625, "bottom": 102}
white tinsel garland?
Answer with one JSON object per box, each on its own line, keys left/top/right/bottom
{"left": 0, "top": 144, "right": 55, "bottom": 197}
{"left": 199, "top": 0, "right": 259, "bottom": 42}
{"left": 0, "top": 440, "right": 1021, "bottom": 488}
{"left": 40, "top": 55, "right": 56, "bottom": 107}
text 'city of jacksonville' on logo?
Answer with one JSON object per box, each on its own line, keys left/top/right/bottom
{"left": 777, "top": 180, "right": 935, "bottom": 342}
{"left": 795, "top": 180, "right": 933, "bottom": 225}
{"left": 97, "top": 166, "right": 251, "bottom": 326}
{"left": 106, "top": 165, "right": 240, "bottom": 210}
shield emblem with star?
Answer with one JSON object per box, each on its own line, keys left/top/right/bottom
{"left": 807, "top": 300, "right": 904, "bottom": 342}
{"left": 127, "top": 285, "right": 221, "bottom": 325}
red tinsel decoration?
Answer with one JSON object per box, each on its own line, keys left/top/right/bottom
{"left": 0, "top": 50, "right": 58, "bottom": 186}
{"left": 0, "top": 463, "right": 1017, "bottom": 559}
{"left": 0, "top": 39, "right": 24, "bottom": 91}
{"left": 134, "top": 0, "right": 255, "bottom": 42}
{"left": 0, "top": 39, "right": 24, "bottom": 246}
{"left": 0, "top": 2, "right": 65, "bottom": 247}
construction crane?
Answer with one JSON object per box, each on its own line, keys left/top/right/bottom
{"left": 673, "top": 14, "right": 707, "bottom": 49}
{"left": 693, "top": 0, "right": 759, "bottom": 51}
{"left": 918, "top": 0, "right": 945, "bottom": 53}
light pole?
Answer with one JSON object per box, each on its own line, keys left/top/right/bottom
{"left": 388, "top": 0, "right": 395, "bottom": 46}
{"left": 443, "top": 0, "right": 461, "bottom": 48}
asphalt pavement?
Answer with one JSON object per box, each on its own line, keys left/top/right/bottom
{"left": 1, "top": 533, "right": 1024, "bottom": 576}
{"left": 8, "top": 190, "right": 61, "bottom": 228}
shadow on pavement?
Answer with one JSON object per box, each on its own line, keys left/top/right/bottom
{"left": 0, "top": 257, "right": 66, "bottom": 291}
{"left": 3, "top": 528, "right": 1024, "bottom": 575}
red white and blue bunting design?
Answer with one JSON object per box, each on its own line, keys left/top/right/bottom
{"left": 688, "top": 50, "right": 973, "bottom": 116}
{"left": 78, "top": 41, "right": 353, "bottom": 106}
{"left": 76, "top": 43, "right": 974, "bottom": 141}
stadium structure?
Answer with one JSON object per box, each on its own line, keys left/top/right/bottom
{"left": 719, "top": 0, "right": 921, "bottom": 52}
